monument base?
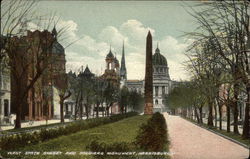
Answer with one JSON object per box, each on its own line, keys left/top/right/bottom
{"left": 144, "top": 102, "right": 153, "bottom": 115}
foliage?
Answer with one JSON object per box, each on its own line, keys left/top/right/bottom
{"left": 87, "top": 140, "right": 134, "bottom": 159}
{"left": 166, "top": 81, "right": 206, "bottom": 109}
{"left": 119, "top": 86, "right": 130, "bottom": 113}
{"left": 135, "top": 112, "right": 168, "bottom": 152}
{"left": 128, "top": 90, "right": 144, "bottom": 113}
{"left": 1, "top": 115, "right": 150, "bottom": 159}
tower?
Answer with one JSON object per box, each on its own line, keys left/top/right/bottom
{"left": 144, "top": 31, "right": 153, "bottom": 115}
{"left": 101, "top": 45, "right": 120, "bottom": 86}
{"left": 120, "top": 41, "right": 127, "bottom": 87}
{"left": 106, "top": 45, "right": 115, "bottom": 71}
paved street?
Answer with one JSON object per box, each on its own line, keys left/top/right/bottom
{"left": 164, "top": 113, "right": 249, "bottom": 159}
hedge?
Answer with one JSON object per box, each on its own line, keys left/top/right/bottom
{"left": 0, "top": 112, "right": 138, "bottom": 150}
{"left": 135, "top": 112, "right": 168, "bottom": 151}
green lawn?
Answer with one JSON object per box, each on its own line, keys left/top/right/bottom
{"left": 2, "top": 115, "right": 152, "bottom": 159}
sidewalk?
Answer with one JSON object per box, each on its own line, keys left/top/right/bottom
{"left": 164, "top": 113, "right": 249, "bottom": 159}
{"left": 0, "top": 115, "right": 102, "bottom": 131}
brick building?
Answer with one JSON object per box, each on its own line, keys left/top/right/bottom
{"left": 10, "top": 27, "right": 66, "bottom": 121}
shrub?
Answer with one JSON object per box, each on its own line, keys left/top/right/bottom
{"left": 87, "top": 140, "right": 134, "bottom": 159}
{"left": 135, "top": 112, "right": 168, "bottom": 152}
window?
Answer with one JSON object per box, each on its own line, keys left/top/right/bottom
{"left": 155, "top": 99, "right": 158, "bottom": 105}
{"left": 109, "top": 63, "right": 112, "bottom": 70}
{"left": 4, "top": 99, "right": 9, "bottom": 116}
{"left": 155, "top": 86, "right": 159, "bottom": 97}
{"left": 162, "top": 86, "right": 165, "bottom": 95}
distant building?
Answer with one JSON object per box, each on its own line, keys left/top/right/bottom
{"left": 126, "top": 44, "right": 172, "bottom": 113}
{"left": 0, "top": 42, "right": 11, "bottom": 124}
{"left": 100, "top": 46, "right": 120, "bottom": 87}
{"left": 152, "top": 44, "right": 171, "bottom": 112}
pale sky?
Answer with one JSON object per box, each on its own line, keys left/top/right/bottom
{"left": 32, "top": 1, "right": 200, "bottom": 81}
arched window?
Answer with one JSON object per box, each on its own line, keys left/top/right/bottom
{"left": 155, "top": 99, "right": 158, "bottom": 105}
{"left": 109, "top": 63, "right": 112, "bottom": 70}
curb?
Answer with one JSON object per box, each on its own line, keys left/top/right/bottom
{"left": 182, "top": 117, "right": 249, "bottom": 149}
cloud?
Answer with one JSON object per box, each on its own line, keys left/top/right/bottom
{"left": 98, "top": 26, "right": 127, "bottom": 47}
{"left": 120, "top": 20, "right": 155, "bottom": 46}
{"left": 66, "top": 51, "right": 105, "bottom": 76}
{"left": 156, "top": 36, "right": 191, "bottom": 80}
{"left": 62, "top": 18, "right": 190, "bottom": 80}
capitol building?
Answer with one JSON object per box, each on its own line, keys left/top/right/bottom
{"left": 122, "top": 43, "right": 172, "bottom": 113}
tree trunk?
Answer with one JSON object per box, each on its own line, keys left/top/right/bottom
{"left": 199, "top": 106, "right": 203, "bottom": 124}
{"left": 14, "top": 102, "right": 22, "bottom": 129}
{"left": 96, "top": 101, "right": 100, "bottom": 118}
{"left": 242, "top": 86, "right": 250, "bottom": 139}
{"left": 74, "top": 103, "right": 78, "bottom": 120}
{"left": 233, "top": 83, "right": 239, "bottom": 134}
{"left": 218, "top": 103, "right": 222, "bottom": 130}
{"left": 110, "top": 104, "right": 113, "bottom": 116}
{"left": 101, "top": 103, "right": 104, "bottom": 117}
{"left": 214, "top": 101, "right": 218, "bottom": 128}
{"left": 60, "top": 98, "right": 64, "bottom": 123}
{"left": 14, "top": 86, "right": 23, "bottom": 129}
{"left": 80, "top": 102, "right": 83, "bottom": 120}
{"left": 208, "top": 99, "right": 214, "bottom": 127}
{"left": 85, "top": 104, "right": 89, "bottom": 119}
{"left": 227, "top": 103, "right": 231, "bottom": 132}
{"left": 194, "top": 106, "right": 200, "bottom": 123}
{"left": 106, "top": 106, "right": 109, "bottom": 116}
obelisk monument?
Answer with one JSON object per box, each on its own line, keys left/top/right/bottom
{"left": 144, "top": 31, "right": 153, "bottom": 115}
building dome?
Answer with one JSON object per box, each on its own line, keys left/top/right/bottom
{"left": 52, "top": 41, "right": 65, "bottom": 55}
{"left": 106, "top": 50, "right": 114, "bottom": 59}
{"left": 152, "top": 47, "right": 167, "bottom": 66}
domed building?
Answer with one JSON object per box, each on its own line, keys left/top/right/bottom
{"left": 152, "top": 44, "right": 171, "bottom": 112}
{"left": 126, "top": 43, "right": 172, "bottom": 113}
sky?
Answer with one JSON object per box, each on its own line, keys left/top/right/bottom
{"left": 31, "top": 1, "right": 200, "bottom": 81}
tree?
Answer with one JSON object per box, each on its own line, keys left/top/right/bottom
{"left": 1, "top": 0, "right": 70, "bottom": 129}
{"left": 104, "top": 81, "right": 119, "bottom": 116}
{"left": 54, "top": 73, "right": 71, "bottom": 123}
{"left": 129, "top": 90, "right": 144, "bottom": 113}
{"left": 185, "top": 0, "right": 250, "bottom": 137}
{"left": 119, "top": 86, "right": 129, "bottom": 114}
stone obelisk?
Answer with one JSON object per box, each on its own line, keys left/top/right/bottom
{"left": 144, "top": 31, "right": 153, "bottom": 115}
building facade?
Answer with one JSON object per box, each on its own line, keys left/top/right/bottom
{"left": 0, "top": 57, "right": 11, "bottom": 124}
{"left": 125, "top": 45, "right": 172, "bottom": 113}
{"left": 9, "top": 27, "right": 66, "bottom": 121}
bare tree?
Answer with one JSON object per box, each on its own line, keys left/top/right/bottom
{"left": 1, "top": 0, "right": 72, "bottom": 129}
{"left": 185, "top": 0, "right": 250, "bottom": 137}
